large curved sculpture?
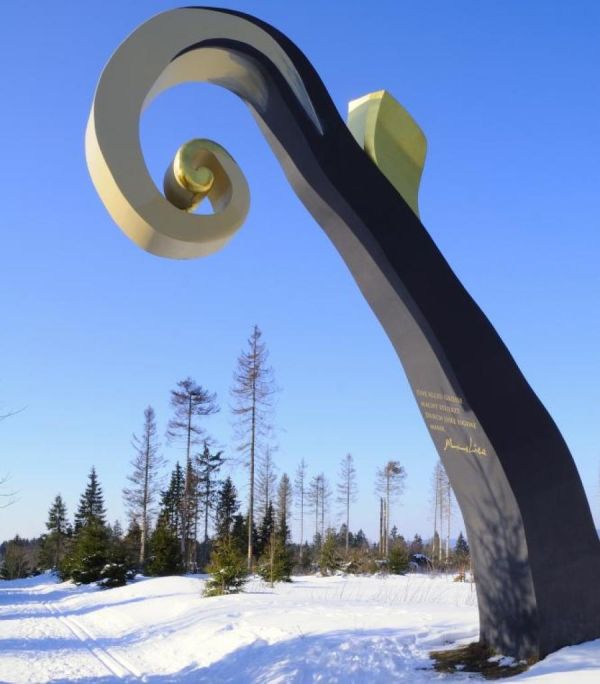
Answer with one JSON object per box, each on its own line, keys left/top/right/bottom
{"left": 86, "top": 7, "right": 600, "bottom": 660}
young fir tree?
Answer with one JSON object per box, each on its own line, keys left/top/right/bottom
{"left": 388, "top": 539, "right": 409, "bottom": 574}
{"left": 257, "top": 501, "right": 275, "bottom": 559}
{"left": 336, "top": 454, "right": 358, "bottom": 556}
{"left": 74, "top": 467, "right": 106, "bottom": 531}
{"left": 123, "top": 406, "right": 165, "bottom": 567}
{"left": 146, "top": 513, "right": 184, "bottom": 576}
{"left": 167, "top": 378, "right": 219, "bottom": 571}
{"left": 231, "top": 325, "right": 276, "bottom": 571}
{"left": 204, "top": 478, "right": 247, "bottom": 596}
{"left": 42, "top": 494, "right": 68, "bottom": 569}
{"left": 62, "top": 468, "right": 110, "bottom": 584}
{"left": 319, "top": 529, "right": 341, "bottom": 576}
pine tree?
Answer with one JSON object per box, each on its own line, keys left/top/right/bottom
{"left": 231, "top": 325, "right": 276, "bottom": 571}
{"left": 167, "top": 378, "right": 219, "bottom": 571}
{"left": 123, "top": 406, "right": 165, "bottom": 567}
{"left": 336, "top": 453, "right": 358, "bottom": 555}
{"left": 43, "top": 494, "right": 68, "bottom": 569}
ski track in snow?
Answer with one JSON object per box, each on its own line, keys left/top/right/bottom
{"left": 0, "top": 573, "right": 598, "bottom": 683}
{"left": 43, "top": 600, "right": 142, "bottom": 681}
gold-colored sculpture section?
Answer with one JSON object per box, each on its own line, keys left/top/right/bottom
{"left": 347, "top": 90, "right": 427, "bottom": 217}
{"left": 163, "top": 139, "right": 240, "bottom": 214}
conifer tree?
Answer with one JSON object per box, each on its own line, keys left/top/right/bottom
{"left": 146, "top": 513, "right": 184, "bottom": 576}
{"left": 294, "top": 458, "right": 308, "bottom": 548}
{"left": 196, "top": 442, "right": 225, "bottom": 553}
{"left": 43, "top": 494, "right": 68, "bottom": 569}
{"left": 204, "top": 477, "right": 247, "bottom": 596}
{"left": 167, "top": 378, "right": 219, "bottom": 571}
{"left": 255, "top": 446, "right": 278, "bottom": 523}
{"left": 276, "top": 473, "right": 293, "bottom": 544}
{"left": 74, "top": 467, "right": 106, "bottom": 531}
{"left": 215, "top": 477, "right": 239, "bottom": 540}
{"left": 257, "top": 501, "right": 275, "bottom": 558}
{"left": 123, "top": 406, "right": 165, "bottom": 567}
{"left": 62, "top": 468, "right": 109, "bottom": 584}
{"left": 336, "top": 454, "right": 358, "bottom": 555}
{"left": 258, "top": 530, "right": 293, "bottom": 586}
{"left": 160, "top": 463, "right": 185, "bottom": 539}
{"left": 375, "top": 460, "right": 406, "bottom": 557}
{"left": 231, "top": 325, "right": 276, "bottom": 571}
{"left": 455, "top": 531, "right": 470, "bottom": 572}
{"left": 319, "top": 529, "right": 340, "bottom": 575}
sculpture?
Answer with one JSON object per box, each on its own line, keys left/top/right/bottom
{"left": 86, "top": 7, "right": 600, "bottom": 660}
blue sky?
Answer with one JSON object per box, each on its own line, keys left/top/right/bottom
{"left": 1, "top": 1, "right": 599, "bottom": 544}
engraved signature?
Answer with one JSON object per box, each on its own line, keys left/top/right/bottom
{"left": 444, "top": 437, "right": 487, "bottom": 457}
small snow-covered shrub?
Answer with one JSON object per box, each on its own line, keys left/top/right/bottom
{"left": 98, "top": 561, "right": 135, "bottom": 589}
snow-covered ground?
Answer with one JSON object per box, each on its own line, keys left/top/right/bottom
{"left": 0, "top": 573, "right": 598, "bottom": 683}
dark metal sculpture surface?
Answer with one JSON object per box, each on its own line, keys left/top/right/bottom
{"left": 88, "top": 7, "right": 600, "bottom": 659}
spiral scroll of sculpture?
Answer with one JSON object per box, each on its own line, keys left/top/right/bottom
{"left": 86, "top": 7, "right": 600, "bottom": 660}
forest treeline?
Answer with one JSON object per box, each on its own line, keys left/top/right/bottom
{"left": 1, "top": 326, "right": 470, "bottom": 593}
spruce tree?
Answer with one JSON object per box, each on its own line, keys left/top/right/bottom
{"left": 204, "top": 477, "right": 247, "bottom": 595}
{"left": 388, "top": 540, "right": 409, "bottom": 574}
{"left": 43, "top": 494, "right": 68, "bottom": 569}
{"left": 146, "top": 513, "right": 184, "bottom": 576}
{"left": 319, "top": 529, "right": 340, "bottom": 576}
{"left": 215, "top": 477, "right": 239, "bottom": 539}
{"left": 161, "top": 463, "right": 185, "bottom": 538}
{"left": 257, "top": 501, "right": 275, "bottom": 559}
{"left": 62, "top": 468, "right": 109, "bottom": 583}
{"left": 74, "top": 467, "right": 106, "bottom": 531}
